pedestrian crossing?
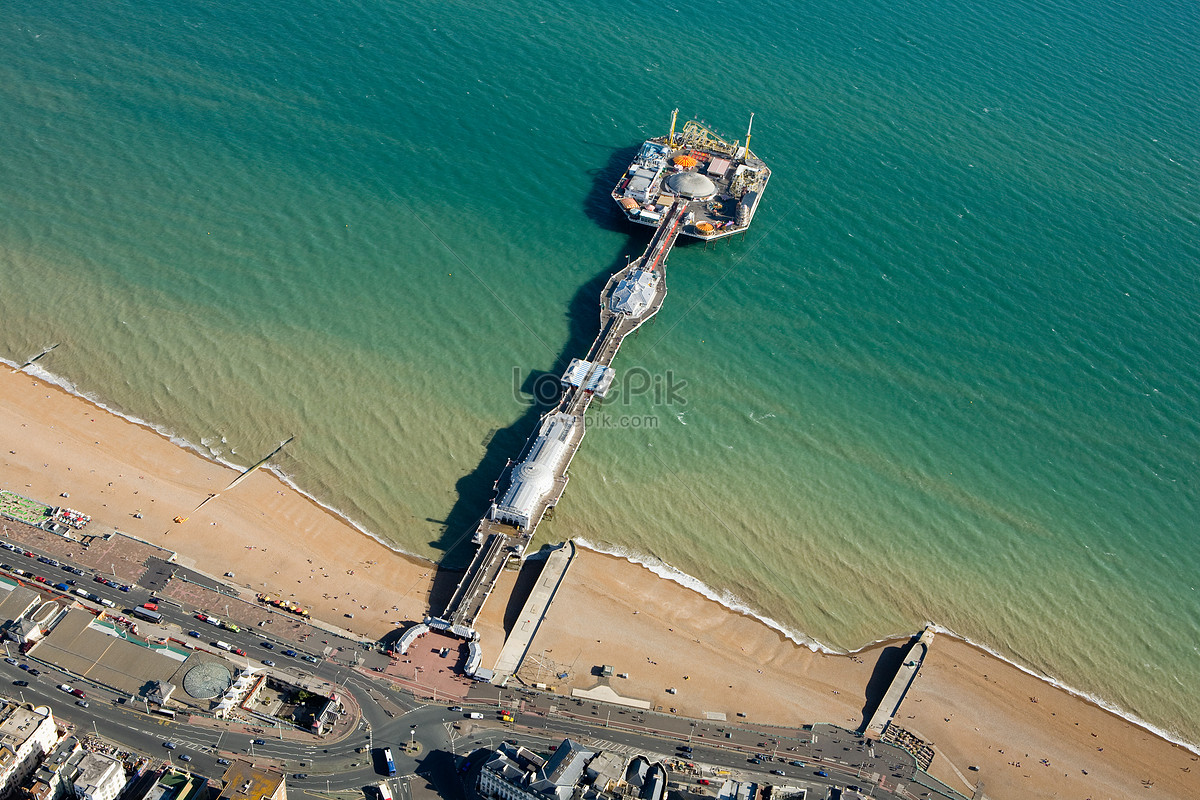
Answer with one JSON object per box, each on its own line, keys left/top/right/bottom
{"left": 583, "top": 738, "right": 666, "bottom": 761}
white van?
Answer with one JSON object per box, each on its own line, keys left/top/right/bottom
{"left": 100, "top": 598, "right": 115, "bottom": 607}
{"left": 215, "top": 641, "right": 232, "bottom": 651}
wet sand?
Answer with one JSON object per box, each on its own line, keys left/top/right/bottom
{"left": 2, "top": 365, "right": 1197, "bottom": 798}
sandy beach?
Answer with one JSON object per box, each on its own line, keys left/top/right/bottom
{"left": 2, "top": 364, "right": 1197, "bottom": 798}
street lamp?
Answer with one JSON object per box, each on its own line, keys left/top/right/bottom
{"left": 409, "top": 728, "right": 416, "bottom": 751}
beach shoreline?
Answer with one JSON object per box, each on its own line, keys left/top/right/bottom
{"left": 2, "top": 361, "right": 1198, "bottom": 798}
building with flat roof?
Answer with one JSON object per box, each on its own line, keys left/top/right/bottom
{"left": 67, "top": 752, "right": 125, "bottom": 800}
{"left": 0, "top": 702, "right": 58, "bottom": 798}
{"left": 215, "top": 761, "right": 285, "bottom": 800}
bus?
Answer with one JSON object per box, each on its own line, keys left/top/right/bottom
{"left": 153, "top": 708, "right": 177, "bottom": 720}
{"left": 383, "top": 748, "right": 396, "bottom": 776}
{"left": 376, "top": 783, "right": 393, "bottom": 800}
{"left": 132, "top": 607, "right": 162, "bottom": 623}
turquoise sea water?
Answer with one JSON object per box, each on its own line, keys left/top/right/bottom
{"left": 2, "top": 0, "right": 1198, "bottom": 744}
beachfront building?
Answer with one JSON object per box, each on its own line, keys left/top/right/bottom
{"left": 66, "top": 752, "right": 125, "bottom": 800}
{"left": 490, "top": 413, "right": 576, "bottom": 531}
{"left": 23, "top": 735, "right": 80, "bottom": 800}
{"left": 0, "top": 702, "right": 58, "bottom": 798}
{"left": 215, "top": 762, "right": 285, "bottom": 800}
{"left": 478, "top": 739, "right": 596, "bottom": 800}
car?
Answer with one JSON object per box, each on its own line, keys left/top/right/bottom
{"left": 262, "top": 659, "right": 275, "bottom": 667}
{"left": 195, "top": 613, "right": 207, "bottom": 621}
{"left": 0, "top": 564, "right": 9, "bottom": 571}
{"left": 33, "top": 576, "right": 47, "bottom": 583}
{"left": 301, "top": 655, "right": 317, "bottom": 663}
{"left": 253, "top": 738, "right": 266, "bottom": 745}
{"left": 815, "top": 770, "right": 829, "bottom": 778}
{"left": 66, "top": 580, "right": 76, "bottom": 586}
{"left": 119, "top": 584, "right": 132, "bottom": 591}
{"left": 179, "top": 754, "right": 192, "bottom": 762}
{"left": 27, "top": 669, "right": 39, "bottom": 676}
{"left": 217, "top": 758, "right": 231, "bottom": 766}
{"left": 60, "top": 564, "right": 73, "bottom": 572}
{"left": 4, "top": 657, "right": 16, "bottom": 665}
{"left": 233, "top": 648, "right": 246, "bottom": 656}
{"left": 94, "top": 575, "right": 107, "bottom": 583}
{"left": 76, "top": 700, "right": 90, "bottom": 708}
{"left": 19, "top": 664, "right": 29, "bottom": 671}
{"left": 283, "top": 649, "right": 297, "bottom": 657}
{"left": 448, "top": 705, "right": 463, "bottom": 712}
{"left": 261, "top": 642, "right": 274, "bottom": 650}
{"left": 12, "top": 680, "right": 28, "bottom": 687}
{"left": 23, "top": 551, "right": 34, "bottom": 558}
{"left": 188, "top": 631, "right": 201, "bottom": 638}
{"left": 71, "top": 688, "right": 86, "bottom": 698}
{"left": 292, "top": 774, "right": 308, "bottom": 780}
{"left": 163, "top": 742, "right": 177, "bottom": 749}
{"left": 770, "top": 769, "right": 785, "bottom": 776}
{"left": 698, "top": 779, "right": 710, "bottom": 786}
{"left": 789, "top": 761, "right": 805, "bottom": 767}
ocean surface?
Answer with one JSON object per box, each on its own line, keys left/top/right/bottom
{"left": 2, "top": 0, "right": 1198, "bottom": 746}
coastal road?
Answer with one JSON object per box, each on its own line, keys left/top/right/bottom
{"left": 0, "top": 538, "right": 928, "bottom": 799}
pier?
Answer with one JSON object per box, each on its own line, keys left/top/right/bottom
{"left": 428, "top": 200, "right": 686, "bottom": 642}
{"left": 409, "top": 114, "right": 768, "bottom": 678}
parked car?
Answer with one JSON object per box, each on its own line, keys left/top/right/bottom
{"left": 262, "top": 660, "right": 275, "bottom": 667}
{"left": 188, "top": 631, "right": 201, "bottom": 638}
{"left": 217, "top": 758, "right": 230, "bottom": 766}
{"left": 283, "top": 649, "right": 297, "bottom": 657}
{"left": 4, "top": 658, "right": 16, "bottom": 665}
{"left": 163, "top": 742, "right": 177, "bottom": 750}
{"left": 179, "top": 754, "right": 192, "bottom": 762}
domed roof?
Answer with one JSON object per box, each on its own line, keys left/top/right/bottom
{"left": 665, "top": 170, "right": 717, "bottom": 199}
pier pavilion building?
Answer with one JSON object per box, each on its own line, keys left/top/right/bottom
{"left": 490, "top": 413, "right": 577, "bottom": 530}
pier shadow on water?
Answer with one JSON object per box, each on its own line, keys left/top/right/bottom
{"left": 421, "top": 141, "right": 656, "bottom": 615}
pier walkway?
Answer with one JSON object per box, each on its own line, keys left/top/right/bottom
{"left": 427, "top": 201, "right": 686, "bottom": 648}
